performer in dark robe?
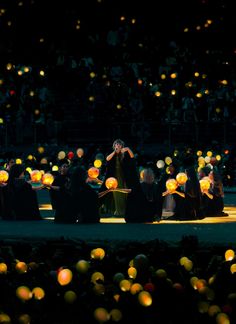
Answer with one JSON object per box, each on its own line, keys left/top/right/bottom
{"left": 5, "top": 164, "right": 42, "bottom": 220}
{"left": 99, "top": 139, "right": 146, "bottom": 222}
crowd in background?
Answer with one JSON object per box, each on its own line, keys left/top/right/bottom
{"left": 0, "top": 0, "right": 236, "bottom": 147}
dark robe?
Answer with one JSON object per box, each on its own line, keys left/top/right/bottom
{"left": 6, "top": 179, "right": 42, "bottom": 220}
{"left": 100, "top": 152, "right": 146, "bottom": 222}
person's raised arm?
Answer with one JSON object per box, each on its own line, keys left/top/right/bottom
{"left": 106, "top": 150, "right": 116, "bottom": 161}
{"left": 121, "top": 147, "right": 134, "bottom": 158}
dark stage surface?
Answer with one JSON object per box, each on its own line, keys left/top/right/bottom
{"left": 0, "top": 189, "right": 235, "bottom": 248}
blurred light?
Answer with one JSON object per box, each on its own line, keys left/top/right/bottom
{"left": 90, "top": 72, "right": 96, "bottom": 78}
{"left": 39, "top": 70, "right": 45, "bottom": 76}
{"left": 154, "top": 91, "right": 161, "bottom": 97}
{"left": 171, "top": 90, "right": 176, "bottom": 95}
{"left": 120, "top": 16, "right": 125, "bottom": 21}
{"left": 225, "top": 249, "right": 235, "bottom": 261}
{"left": 194, "top": 72, "right": 200, "bottom": 77}
{"left": 196, "top": 92, "right": 202, "bottom": 98}
{"left": 170, "top": 73, "right": 177, "bottom": 79}
{"left": 161, "top": 74, "right": 166, "bottom": 80}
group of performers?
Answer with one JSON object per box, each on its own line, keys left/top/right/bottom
{"left": 0, "top": 139, "right": 228, "bottom": 223}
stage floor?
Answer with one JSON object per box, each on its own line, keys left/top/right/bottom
{"left": 0, "top": 190, "right": 236, "bottom": 248}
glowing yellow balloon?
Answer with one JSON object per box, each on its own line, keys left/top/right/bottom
{"left": 127, "top": 267, "right": 137, "bottom": 279}
{"left": 119, "top": 279, "right": 131, "bottom": 292}
{"left": 38, "top": 146, "right": 45, "bottom": 154}
{"left": 0, "top": 263, "right": 7, "bottom": 274}
{"left": 165, "top": 156, "right": 172, "bottom": 165}
{"left": 41, "top": 173, "right": 54, "bottom": 185}
{"left": 0, "top": 170, "right": 9, "bottom": 183}
{"left": 90, "top": 248, "right": 105, "bottom": 260}
{"left": 16, "top": 158, "right": 22, "bottom": 164}
{"left": 207, "top": 151, "right": 213, "bottom": 157}
{"left": 30, "top": 170, "right": 42, "bottom": 183}
{"left": 91, "top": 272, "right": 104, "bottom": 284}
{"left": 199, "top": 178, "right": 211, "bottom": 191}
{"left": 176, "top": 172, "right": 188, "bottom": 185}
{"left": 225, "top": 249, "right": 235, "bottom": 261}
{"left": 94, "top": 159, "right": 102, "bottom": 168}
{"left": 166, "top": 178, "right": 178, "bottom": 192}
{"left": 230, "top": 263, "right": 236, "bottom": 274}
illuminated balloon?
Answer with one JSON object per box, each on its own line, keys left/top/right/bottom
{"left": 91, "top": 272, "right": 104, "bottom": 284}
{"left": 0, "top": 263, "right": 7, "bottom": 274}
{"left": 166, "top": 178, "right": 178, "bottom": 192}
{"left": 16, "top": 262, "right": 28, "bottom": 274}
{"left": 119, "top": 279, "right": 131, "bottom": 292}
{"left": 38, "top": 146, "right": 45, "bottom": 154}
{"left": 176, "top": 172, "right": 188, "bottom": 185}
{"left": 0, "top": 170, "right": 9, "bottom": 183}
{"left": 67, "top": 151, "right": 74, "bottom": 159}
{"left": 88, "top": 167, "right": 100, "bottom": 179}
{"left": 94, "top": 159, "right": 102, "bottom": 168}
{"left": 138, "top": 291, "right": 152, "bottom": 306}
{"left": 90, "top": 248, "right": 105, "bottom": 260}
{"left": 199, "top": 177, "right": 211, "bottom": 192}
{"left": 30, "top": 170, "right": 42, "bottom": 183}
{"left": 76, "top": 148, "right": 84, "bottom": 158}
{"left": 130, "top": 283, "right": 143, "bottom": 294}
{"left": 41, "top": 173, "right": 54, "bottom": 185}
{"left": 57, "top": 268, "right": 73, "bottom": 286}
{"left": 58, "top": 151, "right": 66, "bottom": 160}
{"left": 32, "top": 287, "right": 45, "bottom": 300}
{"left": 105, "top": 177, "right": 118, "bottom": 189}
{"left": 16, "top": 286, "right": 32, "bottom": 301}
{"left": 225, "top": 249, "right": 235, "bottom": 261}
{"left": 165, "top": 156, "right": 172, "bottom": 165}
{"left": 156, "top": 160, "right": 165, "bottom": 168}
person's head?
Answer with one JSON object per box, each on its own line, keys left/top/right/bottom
{"left": 113, "top": 139, "right": 125, "bottom": 153}
{"left": 6, "top": 158, "right": 15, "bottom": 170}
{"left": 143, "top": 168, "right": 155, "bottom": 184}
{"left": 59, "top": 163, "right": 70, "bottom": 175}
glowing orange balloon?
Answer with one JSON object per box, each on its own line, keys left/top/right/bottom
{"left": 176, "top": 172, "right": 188, "bottom": 185}
{"left": 0, "top": 170, "right": 9, "bottom": 183}
{"left": 30, "top": 170, "right": 42, "bottom": 183}
{"left": 88, "top": 167, "right": 100, "bottom": 179}
{"left": 105, "top": 177, "right": 118, "bottom": 189}
{"left": 166, "top": 178, "right": 178, "bottom": 192}
{"left": 41, "top": 173, "right": 54, "bottom": 185}
{"left": 57, "top": 268, "right": 73, "bottom": 286}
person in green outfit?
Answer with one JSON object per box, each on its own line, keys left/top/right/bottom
{"left": 99, "top": 139, "right": 147, "bottom": 222}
